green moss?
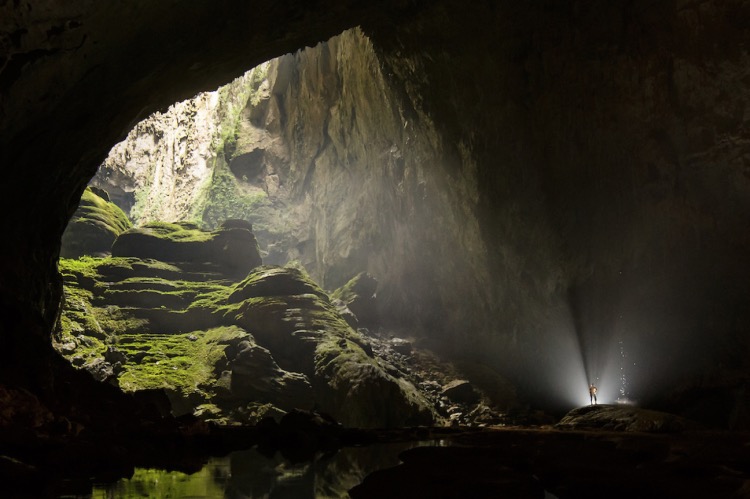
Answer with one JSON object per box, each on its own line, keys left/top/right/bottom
{"left": 116, "top": 326, "right": 248, "bottom": 398}
{"left": 58, "top": 255, "right": 102, "bottom": 281}
{"left": 193, "top": 158, "right": 269, "bottom": 229}
{"left": 331, "top": 271, "right": 377, "bottom": 303}
{"left": 136, "top": 222, "right": 215, "bottom": 243}
{"left": 248, "top": 62, "right": 270, "bottom": 106}
{"left": 189, "top": 63, "right": 274, "bottom": 229}
{"left": 187, "top": 285, "right": 236, "bottom": 316}
{"left": 77, "top": 187, "right": 131, "bottom": 233}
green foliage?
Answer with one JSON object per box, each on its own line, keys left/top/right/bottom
{"left": 129, "top": 174, "right": 155, "bottom": 225}
{"left": 331, "top": 271, "right": 376, "bottom": 303}
{"left": 189, "top": 62, "right": 274, "bottom": 229}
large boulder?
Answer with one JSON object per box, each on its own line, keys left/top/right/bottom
{"left": 441, "top": 379, "right": 480, "bottom": 404}
{"left": 220, "top": 338, "right": 314, "bottom": 412}
{"left": 60, "top": 187, "right": 132, "bottom": 258}
{"left": 228, "top": 265, "right": 328, "bottom": 303}
{"left": 111, "top": 221, "right": 262, "bottom": 276}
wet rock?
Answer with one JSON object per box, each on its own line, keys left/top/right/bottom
{"left": 441, "top": 380, "right": 480, "bottom": 404}
{"left": 556, "top": 404, "right": 702, "bottom": 433}
{"left": 84, "top": 358, "right": 116, "bottom": 384}
{"left": 104, "top": 346, "right": 127, "bottom": 365}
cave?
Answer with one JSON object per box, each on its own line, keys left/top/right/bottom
{"left": 3, "top": 1, "right": 750, "bottom": 497}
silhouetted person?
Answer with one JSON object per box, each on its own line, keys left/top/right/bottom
{"left": 589, "top": 384, "right": 598, "bottom": 405}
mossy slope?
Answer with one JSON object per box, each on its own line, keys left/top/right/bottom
{"left": 60, "top": 187, "right": 132, "bottom": 258}
{"left": 57, "top": 243, "right": 433, "bottom": 427}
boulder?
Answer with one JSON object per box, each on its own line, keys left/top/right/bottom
{"left": 228, "top": 265, "right": 328, "bottom": 303}
{"left": 222, "top": 338, "right": 314, "bottom": 412}
{"left": 441, "top": 380, "right": 480, "bottom": 404}
{"left": 111, "top": 221, "right": 262, "bottom": 276}
{"left": 60, "top": 187, "right": 132, "bottom": 258}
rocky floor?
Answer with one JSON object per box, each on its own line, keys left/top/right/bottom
{"left": 359, "top": 327, "right": 534, "bottom": 428}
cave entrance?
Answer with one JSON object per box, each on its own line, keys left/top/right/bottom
{"left": 54, "top": 26, "right": 495, "bottom": 431}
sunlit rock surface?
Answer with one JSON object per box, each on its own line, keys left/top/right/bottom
{"left": 91, "top": 28, "right": 490, "bottom": 345}
{"left": 60, "top": 187, "right": 131, "bottom": 258}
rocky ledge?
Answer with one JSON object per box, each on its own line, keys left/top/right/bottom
{"left": 556, "top": 404, "right": 702, "bottom": 433}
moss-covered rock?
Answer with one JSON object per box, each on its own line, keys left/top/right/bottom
{"left": 217, "top": 337, "right": 314, "bottom": 412}
{"left": 231, "top": 266, "right": 434, "bottom": 427}
{"left": 111, "top": 221, "right": 262, "bottom": 276}
{"left": 57, "top": 255, "right": 432, "bottom": 427}
{"left": 314, "top": 335, "right": 435, "bottom": 427}
{"left": 228, "top": 265, "right": 328, "bottom": 303}
{"left": 331, "top": 272, "right": 379, "bottom": 328}
{"left": 60, "top": 187, "right": 132, "bottom": 258}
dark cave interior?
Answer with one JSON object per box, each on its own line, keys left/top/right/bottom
{"left": 2, "top": 1, "right": 750, "bottom": 497}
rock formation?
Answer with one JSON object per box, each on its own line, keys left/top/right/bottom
{"left": 60, "top": 187, "right": 132, "bottom": 258}
{"left": 56, "top": 221, "right": 434, "bottom": 427}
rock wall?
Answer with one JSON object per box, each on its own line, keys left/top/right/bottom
{"left": 92, "top": 69, "right": 263, "bottom": 223}
{"left": 369, "top": 0, "right": 750, "bottom": 412}
{"left": 255, "top": 29, "right": 492, "bottom": 336}
{"left": 94, "top": 29, "right": 492, "bottom": 343}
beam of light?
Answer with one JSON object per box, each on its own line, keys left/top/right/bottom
{"left": 544, "top": 314, "right": 592, "bottom": 409}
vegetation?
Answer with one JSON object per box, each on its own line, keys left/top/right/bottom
{"left": 131, "top": 221, "right": 215, "bottom": 243}
{"left": 56, "top": 242, "right": 429, "bottom": 426}
{"left": 60, "top": 187, "right": 133, "bottom": 258}
{"left": 75, "top": 187, "right": 131, "bottom": 234}
{"left": 193, "top": 157, "right": 269, "bottom": 229}
{"left": 116, "top": 326, "right": 247, "bottom": 398}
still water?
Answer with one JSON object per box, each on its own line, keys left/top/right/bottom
{"left": 91, "top": 441, "right": 447, "bottom": 499}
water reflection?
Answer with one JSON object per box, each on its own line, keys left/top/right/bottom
{"left": 93, "top": 440, "right": 447, "bottom": 498}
